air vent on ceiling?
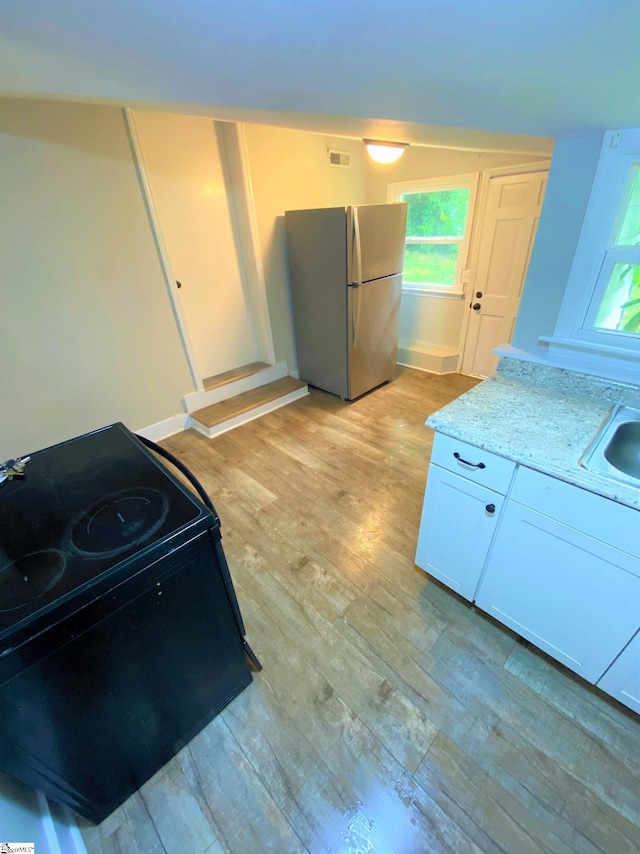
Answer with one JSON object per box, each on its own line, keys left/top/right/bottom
{"left": 328, "top": 149, "right": 351, "bottom": 167}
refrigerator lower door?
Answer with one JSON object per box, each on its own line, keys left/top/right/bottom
{"left": 347, "top": 273, "right": 402, "bottom": 400}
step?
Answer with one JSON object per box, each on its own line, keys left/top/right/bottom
{"left": 183, "top": 361, "right": 289, "bottom": 413}
{"left": 397, "top": 341, "right": 459, "bottom": 375}
{"left": 190, "top": 377, "right": 308, "bottom": 438}
{"left": 202, "top": 361, "right": 270, "bottom": 392}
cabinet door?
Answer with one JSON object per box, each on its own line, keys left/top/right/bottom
{"left": 475, "top": 501, "right": 640, "bottom": 683}
{"left": 415, "top": 464, "right": 502, "bottom": 601}
{"left": 597, "top": 631, "right": 640, "bottom": 714}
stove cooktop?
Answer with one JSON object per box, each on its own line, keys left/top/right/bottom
{"left": 0, "top": 424, "right": 211, "bottom": 643}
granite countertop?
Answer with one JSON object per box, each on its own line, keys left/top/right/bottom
{"left": 427, "top": 358, "right": 640, "bottom": 511}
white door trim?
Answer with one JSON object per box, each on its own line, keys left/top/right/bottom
{"left": 123, "top": 108, "right": 203, "bottom": 392}
{"left": 457, "top": 160, "right": 551, "bottom": 374}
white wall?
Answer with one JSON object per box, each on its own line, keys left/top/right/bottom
{"left": 243, "top": 125, "right": 368, "bottom": 372}
{"left": 368, "top": 145, "right": 548, "bottom": 370}
{"left": 132, "top": 111, "right": 261, "bottom": 380}
{"left": 511, "top": 134, "right": 604, "bottom": 358}
{"left": 0, "top": 99, "right": 195, "bottom": 459}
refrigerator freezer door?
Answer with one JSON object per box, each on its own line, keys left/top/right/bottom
{"left": 349, "top": 204, "right": 407, "bottom": 284}
{"left": 348, "top": 273, "right": 402, "bottom": 400}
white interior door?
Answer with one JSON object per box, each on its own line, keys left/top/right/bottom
{"left": 462, "top": 171, "right": 548, "bottom": 377}
{"left": 133, "top": 112, "right": 261, "bottom": 382}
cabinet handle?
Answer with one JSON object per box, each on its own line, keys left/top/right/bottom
{"left": 453, "top": 452, "right": 486, "bottom": 469}
{"left": 486, "top": 503, "right": 496, "bottom": 514}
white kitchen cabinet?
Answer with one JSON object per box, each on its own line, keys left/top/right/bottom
{"left": 475, "top": 495, "right": 640, "bottom": 684}
{"left": 416, "top": 432, "right": 515, "bottom": 600}
{"left": 416, "top": 432, "right": 640, "bottom": 706}
{"left": 415, "top": 464, "right": 504, "bottom": 601}
{"left": 597, "top": 631, "right": 640, "bottom": 714}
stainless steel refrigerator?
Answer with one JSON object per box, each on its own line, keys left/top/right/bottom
{"left": 285, "top": 203, "right": 407, "bottom": 400}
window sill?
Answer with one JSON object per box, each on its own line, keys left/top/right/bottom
{"left": 401, "top": 285, "right": 464, "bottom": 299}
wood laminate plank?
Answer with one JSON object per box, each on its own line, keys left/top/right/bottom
{"left": 464, "top": 716, "right": 640, "bottom": 854}
{"left": 221, "top": 671, "right": 357, "bottom": 853}
{"left": 192, "top": 376, "right": 306, "bottom": 428}
{"left": 202, "top": 361, "right": 269, "bottom": 391}
{"left": 223, "top": 527, "right": 438, "bottom": 775}
{"left": 425, "top": 629, "right": 640, "bottom": 832}
{"left": 139, "top": 759, "right": 226, "bottom": 854}
{"left": 505, "top": 641, "right": 640, "bottom": 769}
{"left": 415, "top": 732, "right": 566, "bottom": 854}
{"left": 246, "top": 606, "right": 483, "bottom": 854}
{"left": 184, "top": 717, "right": 307, "bottom": 854}
{"left": 78, "top": 791, "right": 167, "bottom": 854}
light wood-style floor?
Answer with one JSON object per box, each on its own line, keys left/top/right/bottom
{"left": 80, "top": 368, "right": 640, "bottom": 854}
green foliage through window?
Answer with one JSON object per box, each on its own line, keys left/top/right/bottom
{"left": 400, "top": 187, "right": 471, "bottom": 287}
{"left": 402, "top": 189, "right": 470, "bottom": 239}
{"left": 594, "top": 164, "right": 640, "bottom": 336}
{"left": 403, "top": 244, "right": 459, "bottom": 287}
{"left": 595, "top": 263, "right": 640, "bottom": 333}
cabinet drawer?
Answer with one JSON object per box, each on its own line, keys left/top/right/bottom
{"left": 512, "top": 466, "right": 640, "bottom": 560}
{"left": 430, "top": 432, "right": 515, "bottom": 495}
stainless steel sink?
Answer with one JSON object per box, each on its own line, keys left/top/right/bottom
{"left": 581, "top": 405, "right": 640, "bottom": 486}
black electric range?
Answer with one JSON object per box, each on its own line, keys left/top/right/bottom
{"left": 0, "top": 423, "right": 215, "bottom": 646}
{"left": 0, "top": 423, "right": 255, "bottom": 822}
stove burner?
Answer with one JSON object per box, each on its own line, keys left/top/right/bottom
{"left": 0, "top": 549, "right": 67, "bottom": 612}
{"left": 67, "top": 488, "right": 169, "bottom": 558}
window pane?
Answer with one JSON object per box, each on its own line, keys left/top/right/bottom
{"left": 594, "top": 262, "right": 640, "bottom": 333}
{"left": 403, "top": 243, "right": 459, "bottom": 287}
{"left": 402, "top": 189, "right": 470, "bottom": 238}
{"left": 615, "top": 166, "right": 640, "bottom": 246}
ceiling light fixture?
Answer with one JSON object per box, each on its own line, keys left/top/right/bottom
{"left": 363, "top": 139, "right": 409, "bottom": 164}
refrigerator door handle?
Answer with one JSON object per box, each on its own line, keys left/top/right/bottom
{"left": 351, "top": 208, "right": 363, "bottom": 348}
{"left": 353, "top": 207, "right": 363, "bottom": 287}
{"left": 353, "top": 285, "right": 362, "bottom": 348}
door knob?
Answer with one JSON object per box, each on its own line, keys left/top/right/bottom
{"left": 472, "top": 303, "right": 481, "bottom": 311}
{"left": 476, "top": 291, "right": 483, "bottom": 298}
{"left": 485, "top": 503, "right": 496, "bottom": 514}
{"left": 176, "top": 280, "right": 182, "bottom": 289}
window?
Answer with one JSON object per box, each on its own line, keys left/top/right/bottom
{"left": 388, "top": 174, "right": 478, "bottom": 295}
{"left": 585, "top": 165, "right": 640, "bottom": 336}
{"left": 548, "top": 129, "right": 640, "bottom": 377}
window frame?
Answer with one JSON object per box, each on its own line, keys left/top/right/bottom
{"left": 388, "top": 173, "right": 479, "bottom": 297}
{"left": 544, "top": 129, "right": 640, "bottom": 374}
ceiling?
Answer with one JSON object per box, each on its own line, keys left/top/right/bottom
{"left": 1, "top": 0, "right": 638, "bottom": 144}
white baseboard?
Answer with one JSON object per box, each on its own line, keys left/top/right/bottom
{"left": 183, "top": 361, "right": 289, "bottom": 412}
{"left": 136, "top": 413, "right": 190, "bottom": 442}
{"left": 397, "top": 341, "right": 459, "bottom": 375}
{"left": 191, "top": 386, "right": 308, "bottom": 439}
